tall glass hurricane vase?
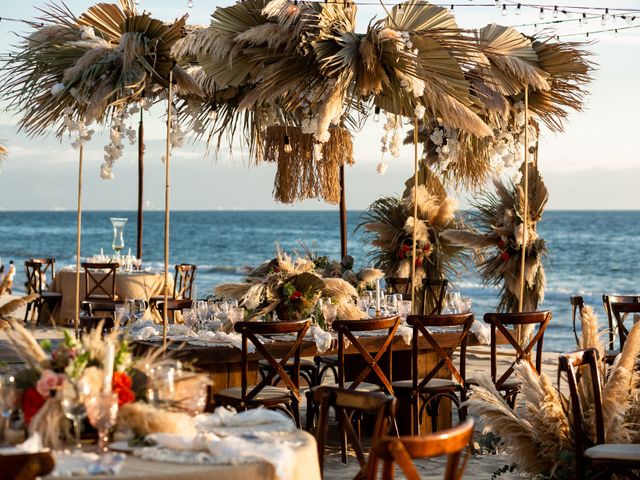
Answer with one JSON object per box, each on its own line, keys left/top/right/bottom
{"left": 110, "top": 217, "right": 128, "bottom": 257}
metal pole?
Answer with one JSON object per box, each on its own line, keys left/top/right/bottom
{"left": 74, "top": 144, "right": 84, "bottom": 338}
{"left": 410, "top": 116, "right": 419, "bottom": 313}
{"left": 137, "top": 108, "right": 144, "bottom": 261}
{"left": 518, "top": 88, "right": 529, "bottom": 313}
{"left": 162, "top": 72, "right": 173, "bottom": 350}
{"left": 339, "top": 165, "right": 347, "bottom": 259}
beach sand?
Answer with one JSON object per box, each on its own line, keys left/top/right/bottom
{"left": 1, "top": 293, "right": 562, "bottom": 479}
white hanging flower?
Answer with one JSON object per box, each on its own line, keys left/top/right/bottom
{"left": 430, "top": 128, "right": 444, "bottom": 146}
{"left": 389, "top": 132, "right": 401, "bottom": 158}
{"left": 512, "top": 170, "right": 523, "bottom": 185}
{"left": 376, "top": 162, "right": 388, "bottom": 175}
{"left": 502, "top": 153, "right": 515, "bottom": 167}
{"left": 100, "top": 163, "right": 114, "bottom": 180}
{"left": 80, "top": 26, "right": 96, "bottom": 40}
{"left": 313, "top": 143, "right": 323, "bottom": 162}
{"left": 414, "top": 104, "right": 426, "bottom": 119}
{"left": 50, "top": 83, "right": 65, "bottom": 96}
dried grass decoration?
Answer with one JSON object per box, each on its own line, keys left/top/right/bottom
{"left": 442, "top": 162, "right": 548, "bottom": 314}
{"left": 263, "top": 126, "right": 353, "bottom": 204}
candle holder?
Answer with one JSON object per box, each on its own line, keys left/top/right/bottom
{"left": 86, "top": 392, "right": 119, "bottom": 453}
{"left": 110, "top": 217, "right": 128, "bottom": 258}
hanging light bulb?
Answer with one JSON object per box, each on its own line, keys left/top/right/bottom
{"left": 539, "top": 7, "right": 545, "bottom": 19}
{"left": 601, "top": 14, "right": 606, "bottom": 26}
{"left": 553, "top": 6, "right": 558, "bottom": 18}
{"left": 603, "top": 8, "right": 610, "bottom": 22}
{"left": 625, "top": 15, "right": 632, "bottom": 25}
{"left": 583, "top": 13, "right": 588, "bottom": 24}
{"left": 187, "top": 0, "right": 193, "bottom": 7}
{"left": 614, "top": 28, "right": 619, "bottom": 36}
{"left": 134, "top": 0, "right": 140, "bottom": 4}
{"left": 373, "top": 106, "right": 381, "bottom": 123}
{"left": 501, "top": 4, "right": 507, "bottom": 16}
{"left": 515, "top": 3, "right": 521, "bottom": 15}
{"left": 208, "top": 101, "right": 218, "bottom": 121}
{"left": 283, "top": 135, "right": 293, "bottom": 154}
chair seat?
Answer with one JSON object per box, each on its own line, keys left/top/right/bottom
{"left": 41, "top": 291, "right": 62, "bottom": 299}
{"left": 315, "top": 354, "right": 338, "bottom": 366}
{"left": 323, "top": 381, "right": 381, "bottom": 392}
{"left": 585, "top": 444, "right": 640, "bottom": 462}
{"left": 466, "top": 377, "right": 520, "bottom": 391}
{"left": 215, "top": 385, "right": 291, "bottom": 403}
{"left": 392, "top": 378, "right": 458, "bottom": 391}
{"left": 259, "top": 358, "right": 316, "bottom": 370}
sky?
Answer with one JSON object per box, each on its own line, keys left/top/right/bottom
{"left": 0, "top": 0, "right": 639, "bottom": 211}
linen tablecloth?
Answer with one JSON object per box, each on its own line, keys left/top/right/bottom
{"left": 50, "top": 430, "right": 320, "bottom": 480}
{"left": 50, "top": 270, "right": 173, "bottom": 323}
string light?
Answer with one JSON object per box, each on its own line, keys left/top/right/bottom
{"left": 539, "top": 7, "right": 545, "bottom": 19}
{"left": 516, "top": 3, "right": 521, "bottom": 15}
{"left": 501, "top": 4, "right": 507, "bottom": 16}
{"left": 283, "top": 135, "right": 293, "bottom": 154}
{"left": 373, "top": 106, "right": 381, "bottom": 123}
{"left": 614, "top": 28, "right": 618, "bottom": 36}
{"left": 187, "top": 0, "right": 193, "bottom": 7}
{"left": 553, "top": 6, "right": 558, "bottom": 18}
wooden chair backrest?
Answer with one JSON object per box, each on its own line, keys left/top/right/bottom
{"left": 79, "top": 316, "right": 115, "bottom": 335}
{"left": 332, "top": 316, "right": 400, "bottom": 395}
{"left": 0, "top": 451, "right": 55, "bottom": 480}
{"left": 422, "top": 278, "right": 448, "bottom": 315}
{"left": 314, "top": 386, "right": 397, "bottom": 479}
{"left": 24, "top": 258, "right": 56, "bottom": 294}
{"left": 558, "top": 349, "right": 604, "bottom": 479}
{"left": 80, "top": 299, "right": 125, "bottom": 315}
{"left": 81, "top": 262, "right": 119, "bottom": 300}
{"left": 370, "top": 419, "right": 474, "bottom": 480}
{"left": 234, "top": 319, "right": 310, "bottom": 404}
{"left": 602, "top": 294, "right": 640, "bottom": 351}
{"left": 173, "top": 264, "right": 197, "bottom": 300}
{"left": 157, "top": 299, "right": 193, "bottom": 313}
{"left": 570, "top": 295, "right": 584, "bottom": 345}
{"left": 386, "top": 277, "right": 411, "bottom": 299}
{"left": 483, "top": 311, "right": 552, "bottom": 389}
{"left": 406, "top": 313, "right": 474, "bottom": 390}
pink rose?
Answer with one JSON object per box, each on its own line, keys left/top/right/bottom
{"left": 36, "top": 369, "right": 62, "bottom": 397}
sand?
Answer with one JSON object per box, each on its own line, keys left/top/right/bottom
{"left": 1, "top": 293, "right": 563, "bottom": 479}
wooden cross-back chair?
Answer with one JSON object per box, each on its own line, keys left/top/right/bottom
{"left": 214, "top": 319, "right": 310, "bottom": 427}
{"left": 369, "top": 419, "right": 474, "bottom": 480}
{"left": 81, "top": 262, "right": 119, "bottom": 301}
{"left": 483, "top": 311, "right": 552, "bottom": 407}
{"left": 393, "top": 313, "right": 474, "bottom": 435}
{"left": 23, "top": 258, "right": 62, "bottom": 325}
{"left": 79, "top": 316, "right": 115, "bottom": 336}
{"left": 602, "top": 294, "right": 640, "bottom": 356}
{"left": 314, "top": 387, "right": 397, "bottom": 479}
{"left": 173, "top": 263, "right": 197, "bottom": 300}
{"left": 570, "top": 295, "right": 585, "bottom": 346}
{"left": 0, "top": 451, "right": 55, "bottom": 480}
{"left": 386, "top": 277, "right": 411, "bottom": 300}
{"left": 558, "top": 349, "right": 640, "bottom": 479}
{"left": 422, "top": 278, "right": 448, "bottom": 315}
{"left": 156, "top": 299, "right": 193, "bottom": 324}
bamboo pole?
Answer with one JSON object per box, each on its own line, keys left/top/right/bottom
{"left": 339, "top": 165, "right": 347, "bottom": 259}
{"left": 74, "top": 144, "right": 84, "bottom": 338}
{"left": 518, "top": 88, "right": 529, "bottom": 313}
{"left": 137, "top": 107, "right": 144, "bottom": 261}
{"left": 162, "top": 72, "right": 173, "bottom": 350}
{"left": 410, "top": 116, "right": 419, "bottom": 313}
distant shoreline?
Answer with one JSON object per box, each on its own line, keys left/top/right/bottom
{"left": 2, "top": 209, "right": 640, "bottom": 213}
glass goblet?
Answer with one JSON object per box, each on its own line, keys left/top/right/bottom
{"left": 86, "top": 392, "right": 119, "bottom": 453}
{"left": 60, "top": 379, "right": 89, "bottom": 450}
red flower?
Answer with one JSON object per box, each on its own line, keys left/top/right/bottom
{"left": 500, "top": 251, "right": 510, "bottom": 262}
{"left": 415, "top": 258, "right": 423, "bottom": 267}
{"left": 423, "top": 244, "right": 431, "bottom": 254}
{"left": 289, "top": 290, "right": 303, "bottom": 301}
{"left": 22, "top": 387, "right": 46, "bottom": 425}
{"left": 112, "top": 371, "right": 135, "bottom": 406}
{"left": 498, "top": 240, "right": 506, "bottom": 249}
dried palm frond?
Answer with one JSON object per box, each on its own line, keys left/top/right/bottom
{"left": 0, "top": 294, "right": 38, "bottom": 318}
{"left": 29, "top": 398, "right": 71, "bottom": 449}
{"left": 117, "top": 401, "right": 196, "bottom": 437}
{"left": 337, "top": 302, "right": 368, "bottom": 321}
{"left": 321, "top": 278, "right": 358, "bottom": 304}
{"left": 579, "top": 305, "right": 606, "bottom": 374}
{"left": 4, "top": 314, "right": 49, "bottom": 369}
{"left": 215, "top": 283, "right": 254, "bottom": 300}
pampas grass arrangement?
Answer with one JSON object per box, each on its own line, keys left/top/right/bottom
{"left": 117, "top": 402, "right": 197, "bottom": 438}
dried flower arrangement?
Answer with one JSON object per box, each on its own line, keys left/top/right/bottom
{"left": 466, "top": 306, "right": 640, "bottom": 478}
{"left": 215, "top": 247, "right": 364, "bottom": 321}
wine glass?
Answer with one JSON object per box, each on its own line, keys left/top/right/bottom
{"left": 114, "top": 305, "right": 129, "bottom": 328}
{"left": 86, "top": 392, "right": 119, "bottom": 453}
{"left": 131, "top": 299, "right": 147, "bottom": 323}
{"left": 357, "top": 296, "right": 370, "bottom": 312}
{"left": 321, "top": 301, "right": 337, "bottom": 328}
{"left": 60, "top": 378, "right": 89, "bottom": 450}
{"left": 147, "top": 364, "right": 176, "bottom": 408}
{"left": 445, "top": 292, "right": 461, "bottom": 314}
{"left": 385, "top": 294, "right": 398, "bottom": 313}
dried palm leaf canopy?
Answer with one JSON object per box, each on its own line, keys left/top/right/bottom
{"left": 0, "top": 0, "right": 203, "bottom": 140}
{"left": 405, "top": 25, "right": 592, "bottom": 189}
{"left": 177, "top": 1, "right": 592, "bottom": 201}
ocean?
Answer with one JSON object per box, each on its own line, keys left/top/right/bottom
{"left": 1, "top": 210, "right": 639, "bottom": 352}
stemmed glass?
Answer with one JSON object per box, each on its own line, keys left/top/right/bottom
{"left": 445, "top": 292, "right": 461, "bottom": 314}
{"left": 147, "top": 364, "right": 176, "bottom": 408}
{"left": 130, "top": 299, "right": 147, "bottom": 323}
{"left": 86, "top": 392, "right": 119, "bottom": 453}
{"left": 0, "top": 375, "right": 17, "bottom": 438}
{"left": 60, "top": 378, "right": 89, "bottom": 450}
{"left": 321, "top": 300, "right": 337, "bottom": 329}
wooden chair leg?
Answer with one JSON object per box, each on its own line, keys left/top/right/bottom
{"left": 305, "top": 390, "right": 316, "bottom": 431}
{"left": 382, "top": 459, "right": 395, "bottom": 480}
{"left": 338, "top": 407, "right": 348, "bottom": 464}
{"left": 292, "top": 399, "right": 301, "bottom": 429}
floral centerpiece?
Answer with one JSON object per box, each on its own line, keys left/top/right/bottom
{"left": 215, "top": 248, "right": 365, "bottom": 322}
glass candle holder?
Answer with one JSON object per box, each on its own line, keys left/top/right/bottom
{"left": 86, "top": 392, "right": 119, "bottom": 453}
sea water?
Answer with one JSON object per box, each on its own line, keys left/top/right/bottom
{"left": 1, "top": 210, "right": 638, "bottom": 352}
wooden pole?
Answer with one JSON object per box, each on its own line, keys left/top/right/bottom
{"left": 339, "top": 164, "right": 347, "bottom": 259}
{"left": 410, "top": 116, "right": 419, "bottom": 313}
{"left": 137, "top": 107, "right": 144, "bottom": 261}
{"left": 74, "top": 144, "right": 84, "bottom": 338}
{"left": 162, "top": 72, "right": 173, "bottom": 350}
{"left": 518, "top": 87, "right": 529, "bottom": 313}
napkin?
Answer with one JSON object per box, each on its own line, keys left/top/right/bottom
{"left": 50, "top": 451, "right": 126, "bottom": 477}
{"left": 0, "top": 433, "right": 43, "bottom": 455}
{"left": 196, "top": 407, "right": 294, "bottom": 431}
{"left": 397, "top": 324, "right": 413, "bottom": 345}
{"left": 194, "top": 331, "right": 254, "bottom": 352}
{"left": 471, "top": 320, "right": 491, "bottom": 345}
{"left": 309, "top": 325, "right": 332, "bottom": 354}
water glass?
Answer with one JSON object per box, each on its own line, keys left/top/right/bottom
{"left": 394, "top": 294, "right": 404, "bottom": 306}
{"left": 86, "top": 392, "right": 119, "bottom": 453}
{"left": 385, "top": 294, "right": 398, "bottom": 313}
{"left": 182, "top": 308, "right": 197, "bottom": 330}
{"left": 398, "top": 300, "right": 412, "bottom": 321}
{"left": 131, "top": 299, "right": 147, "bottom": 322}
{"left": 357, "top": 296, "right": 370, "bottom": 312}
{"left": 445, "top": 292, "right": 461, "bottom": 314}
{"left": 228, "top": 306, "right": 244, "bottom": 325}
{"left": 60, "top": 378, "right": 89, "bottom": 450}
{"left": 114, "top": 305, "right": 129, "bottom": 328}
{"left": 321, "top": 302, "right": 337, "bottom": 328}
{"left": 147, "top": 364, "right": 176, "bottom": 408}
{"left": 459, "top": 297, "right": 472, "bottom": 314}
